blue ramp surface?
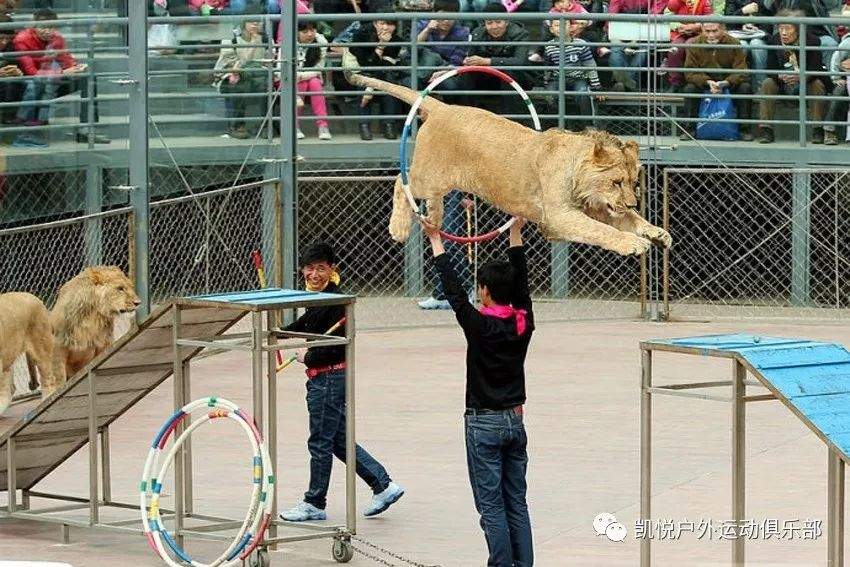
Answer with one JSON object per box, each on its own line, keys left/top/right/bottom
{"left": 644, "top": 334, "right": 850, "bottom": 462}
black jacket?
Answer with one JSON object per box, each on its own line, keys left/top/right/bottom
{"left": 723, "top": 0, "right": 772, "bottom": 30}
{"left": 283, "top": 282, "right": 346, "bottom": 369}
{"left": 764, "top": 31, "right": 825, "bottom": 81}
{"left": 468, "top": 22, "right": 534, "bottom": 87}
{"left": 349, "top": 22, "right": 403, "bottom": 80}
{"left": 766, "top": 0, "right": 835, "bottom": 38}
{"left": 436, "top": 246, "right": 535, "bottom": 411}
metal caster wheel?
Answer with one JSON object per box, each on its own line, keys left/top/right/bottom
{"left": 332, "top": 539, "right": 354, "bottom": 563}
{"left": 249, "top": 548, "right": 270, "bottom": 567}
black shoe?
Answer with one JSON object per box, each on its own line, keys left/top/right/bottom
{"left": 741, "top": 129, "right": 754, "bottom": 142}
{"left": 76, "top": 132, "right": 110, "bottom": 144}
{"left": 811, "top": 127, "right": 824, "bottom": 145}
{"left": 757, "top": 127, "right": 774, "bottom": 144}
{"left": 382, "top": 122, "right": 397, "bottom": 140}
{"left": 678, "top": 128, "right": 694, "bottom": 141}
{"left": 825, "top": 130, "right": 838, "bottom": 145}
{"left": 359, "top": 124, "right": 373, "bottom": 141}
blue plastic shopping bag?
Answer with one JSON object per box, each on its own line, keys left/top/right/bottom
{"left": 696, "top": 89, "right": 739, "bottom": 141}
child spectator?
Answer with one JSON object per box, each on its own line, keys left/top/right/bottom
{"left": 13, "top": 8, "right": 108, "bottom": 147}
{"left": 213, "top": 18, "right": 267, "bottom": 139}
{"left": 532, "top": 18, "right": 602, "bottom": 128}
{"left": 296, "top": 21, "right": 331, "bottom": 140}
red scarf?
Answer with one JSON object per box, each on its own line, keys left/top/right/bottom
{"left": 480, "top": 304, "right": 528, "bottom": 336}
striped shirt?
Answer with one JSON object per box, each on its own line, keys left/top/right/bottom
{"left": 541, "top": 38, "right": 601, "bottom": 89}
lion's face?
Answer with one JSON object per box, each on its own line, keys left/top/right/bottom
{"left": 86, "top": 266, "right": 141, "bottom": 315}
{"left": 577, "top": 139, "right": 641, "bottom": 218}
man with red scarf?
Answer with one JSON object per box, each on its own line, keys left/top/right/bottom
{"left": 421, "top": 217, "right": 536, "bottom": 567}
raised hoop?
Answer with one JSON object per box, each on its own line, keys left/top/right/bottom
{"left": 140, "top": 397, "right": 274, "bottom": 567}
{"left": 399, "top": 66, "right": 542, "bottom": 244}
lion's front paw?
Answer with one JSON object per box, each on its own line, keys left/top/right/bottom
{"left": 641, "top": 225, "right": 673, "bottom": 249}
{"left": 613, "top": 234, "right": 652, "bottom": 256}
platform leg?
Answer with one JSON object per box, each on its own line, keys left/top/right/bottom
{"left": 60, "top": 523, "right": 70, "bottom": 544}
{"left": 101, "top": 426, "right": 112, "bottom": 504}
{"left": 266, "top": 310, "right": 278, "bottom": 548}
{"left": 172, "top": 305, "right": 185, "bottom": 546}
{"left": 344, "top": 303, "right": 356, "bottom": 535}
{"left": 829, "top": 449, "right": 844, "bottom": 566}
{"left": 88, "top": 371, "right": 99, "bottom": 526}
{"left": 7, "top": 437, "right": 16, "bottom": 513}
{"left": 640, "top": 349, "right": 652, "bottom": 567}
{"left": 732, "top": 361, "right": 746, "bottom": 566}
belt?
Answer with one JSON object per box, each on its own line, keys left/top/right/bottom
{"left": 306, "top": 362, "right": 346, "bottom": 378}
{"left": 464, "top": 405, "right": 524, "bottom": 417}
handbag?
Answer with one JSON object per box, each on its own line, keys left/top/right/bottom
{"left": 696, "top": 88, "right": 739, "bottom": 141}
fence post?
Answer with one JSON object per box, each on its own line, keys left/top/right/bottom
{"left": 550, "top": 15, "right": 570, "bottom": 299}
{"left": 278, "top": 0, "right": 297, "bottom": 306}
{"left": 128, "top": 1, "right": 149, "bottom": 319}
{"left": 791, "top": 170, "right": 811, "bottom": 306}
{"left": 798, "top": 23, "right": 807, "bottom": 148}
{"left": 84, "top": 165, "right": 102, "bottom": 266}
{"left": 404, "top": 24, "right": 424, "bottom": 297}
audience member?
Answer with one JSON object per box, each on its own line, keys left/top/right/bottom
{"left": 765, "top": 0, "right": 838, "bottom": 60}
{"left": 464, "top": 3, "right": 533, "bottom": 115}
{"left": 0, "top": 14, "right": 22, "bottom": 126}
{"left": 414, "top": 0, "right": 470, "bottom": 94}
{"left": 532, "top": 17, "right": 602, "bottom": 128}
{"left": 13, "top": 8, "right": 108, "bottom": 147}
{"left": 724, "top": 0, "right": 771, "bottom": 87}
{"left": 349, "top": 18, "right": 404, "bottom": 140}
{"left": 757, "top": 14, "right": 826, "bottom": 143}
{"left": 295, "top": 20, "right": 332, "bottom": 140}
{"left": 666, "top": 0, "right": 712, "bottom": 43}
{"left": 606, "top": 0, "right": 668, "bottom": 91}
{"left": 680, "top": 21, "right": 753, "bottom": 140}
{"left": 213, "top": 17, "right": 267, "bottom": 139}
{"left": 823, "top": 34, "right": 850, "bottom": 144}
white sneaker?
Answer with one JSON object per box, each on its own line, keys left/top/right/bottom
{"left": 296, "top": 128, "right": 305, "bottom": 140}
{"left": 280, "top": 501, "right": 326, "bottom": 522}
{"left": 417, "top": 297, "right": 451, "bottom": 310}
{"left": 317, "top": 125, "right": 332, "bottom": 140}
{"left": 364, "top": 482, "right": 404, "bottom": 517}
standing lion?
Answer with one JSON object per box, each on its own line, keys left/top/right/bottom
{"left": 0, "top": 292, "right": 59, "bottom": 415}
{"left": 344, "top": 55, "right": 671, "bottom": 256}
{"left": 51, "top": 266, "right": 140, "bottom": 379}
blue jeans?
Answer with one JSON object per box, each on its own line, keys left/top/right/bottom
{"left": 304, "top": 371, "right": 391, "bottom": 509}
{"left": 17, "top": 77, "right": 58, "bottom": 123}
{"left": 745, "top": 38, "right": 768, "bottom": 89}
{"left": 432, "top": 190, "right": 473, "bottom": 300}
{"left": 608, "top": 47, "right": 648, "bottom": 91}
{"left": 458, "top": 0, "right": 489, "bottom": 10}
{"left": 465, "top": 410, "right": 533, "bottom": 567}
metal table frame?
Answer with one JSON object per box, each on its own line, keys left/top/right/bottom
{"left": 640, "top": 339, "right": 845, "bottom": 567}
{"left": 1, "top": 289, "right": 359, "bottom": 565}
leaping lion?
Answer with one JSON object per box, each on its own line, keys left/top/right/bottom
{"left": 344, "top": 54, "right": 671, "bottom": 256}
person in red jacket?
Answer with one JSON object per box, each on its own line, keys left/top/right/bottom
{"left": 12, "top": 8, "right": 108, "bottom": 147}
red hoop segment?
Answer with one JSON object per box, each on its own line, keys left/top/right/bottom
{"left": 440, "top": 227, "right": 503, "bottom": 244}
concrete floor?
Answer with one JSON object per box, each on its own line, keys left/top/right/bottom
{"left": 2, "top": 318, "right": 850, "bottom": 566}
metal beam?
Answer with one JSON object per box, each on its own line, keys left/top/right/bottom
{"left": 128, "top": 0, "right": 150, "bottom": 319}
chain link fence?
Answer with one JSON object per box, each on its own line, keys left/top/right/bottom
{"left": 298, "top": 166, "right": 646, "bottom": 329}
{"left": 663, "top": 167, "right": 850, "bottom": 321}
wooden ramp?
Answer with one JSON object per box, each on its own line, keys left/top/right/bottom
{"left": 0, "top": 300, "right": 248, "bottom": 491}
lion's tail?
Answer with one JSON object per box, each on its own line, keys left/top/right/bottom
{"left": 388, "top": 175, "right": 414, "bottom": 243}
{"left": 342, "top": 50, "right": 443, "bottom": 117}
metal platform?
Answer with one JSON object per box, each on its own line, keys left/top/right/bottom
{"left": 640, "top": 333, "right": 850, "bottom": 566}
{"left": 1, "top": 287, "right": 358, "bottom": 565}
